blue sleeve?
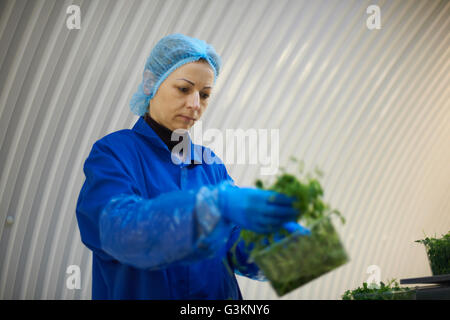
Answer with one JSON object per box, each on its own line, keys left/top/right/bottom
{"left": 76, "top": 140, "right": 234, "bottom": 270}
{"left": 220, "top": 164, "right": 268, "bottom": 281}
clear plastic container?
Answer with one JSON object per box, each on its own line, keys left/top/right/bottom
{"left": 425, "top": 243, "right": 450, "bottom": 276}
{"left": 350, "top": 288, "right": 416, "bottom": 300}
{"left": 252, "top": 217, "right": 349, "bottom": 296}
{"left": 416, "top": 232, "right": 450, "bottom": 276}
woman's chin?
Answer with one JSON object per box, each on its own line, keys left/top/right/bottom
{"left": 172, "top": 124, "right": 191, "bottom": 131}
{"left": 173, "top": 120, "right": 195, "bottom": 131}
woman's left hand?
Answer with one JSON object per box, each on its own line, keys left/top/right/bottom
{"left": 262, "top": 222, "right": 311, "bottom": 245}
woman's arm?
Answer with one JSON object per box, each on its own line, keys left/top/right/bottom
{"left": 76, "top": 140, "right": 234, "bottom": 270}
{"left": 219, "top": 165, "right": 267, "bottom": 281}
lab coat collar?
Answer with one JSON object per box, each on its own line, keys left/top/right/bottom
{"left": 132, "top": 116, "right": 203, "bottom": 166}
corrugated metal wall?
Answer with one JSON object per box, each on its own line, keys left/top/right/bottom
{"left": 0, "top": 0, "right": 449, "bottom": 300}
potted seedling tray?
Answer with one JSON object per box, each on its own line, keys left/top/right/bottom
{"left": 415, "top": 231, "right": 450, "bottom": 276}
{"left": 349, "top": 288, "right": 416, "bottom": 300}
{"left": 342, "top": 279, "right": 416, "bottom": 300}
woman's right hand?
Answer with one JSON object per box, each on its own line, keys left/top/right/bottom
{"left": 218, "top": 181, "right": 299, "bottom": 234}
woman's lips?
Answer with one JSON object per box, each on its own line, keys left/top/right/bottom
{"left": 178, "top": 115, "right": 195, "bottom": 122}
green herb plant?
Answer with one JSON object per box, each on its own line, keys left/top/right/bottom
{"left": 415, "top": 231, "right": 450, "bottom": 276}
{"left": 239, "top": 157, "right": 345, "bottom": 251}
{"left": 229, "top": 157, "right": 349, "bottom": 296}
{"left": 342, "top": 279, "right": 415, "bottom": 300}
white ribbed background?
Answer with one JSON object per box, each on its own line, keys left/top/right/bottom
{"left": 0, "top": 0, "right": 449, "bottom": 299}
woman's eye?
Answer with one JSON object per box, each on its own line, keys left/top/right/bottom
{"left": 178, "top": 87, "right": 209, "bottom": 99}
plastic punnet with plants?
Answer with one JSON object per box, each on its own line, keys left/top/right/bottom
{"left": 415, "top": 231, "right": 450, "bottom": 276}
{"left": 342, "top": 279, "right": 415, "bottom": 300}
{"left": 229, "top": 157, "right": 349, "bottom": 296}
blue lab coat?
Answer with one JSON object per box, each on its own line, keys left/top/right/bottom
{"left": 76, "top": 116, "right": 262, "bottom": 299}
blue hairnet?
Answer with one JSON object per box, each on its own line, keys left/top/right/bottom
{"left": 130, "top": 33, "right": 222, "bottom": 116}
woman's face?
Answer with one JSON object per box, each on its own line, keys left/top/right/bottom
{"left": 148, "top": 60, "right": 215, "bottom": 131}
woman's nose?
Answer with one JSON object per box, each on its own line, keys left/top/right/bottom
{"left": 187, "top": 91, "right": 200, "bottom": 110}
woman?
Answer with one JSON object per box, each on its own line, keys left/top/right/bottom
{"left": 76, "top": 33, "right": 307, "bottom": 300}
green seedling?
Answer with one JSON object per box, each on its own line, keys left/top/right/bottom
{"left": 342, "top": 279, "right": 415, "bottom": 300}
{"left": 415, "top": 231, "right": 450, "bottom": 276}
{"left": 229, "top": 157, "right": 349, "bottom": 296}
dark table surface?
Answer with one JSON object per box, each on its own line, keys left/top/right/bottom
{"left": 400, "top": 274, "right": 450, "bottom": 285}
{"left": 400, "top": 274, "right": 450, "bottom": 300}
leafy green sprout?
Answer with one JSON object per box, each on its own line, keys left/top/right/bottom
{"left": 415, "top": 231, "right": 450, "bottom": 275}
{"left": 226, "top": 158, "right": 350, "bottom": 296}
{"left": 342, "top": 279, "right": 414, "bottom": 300}
{"left": 236, "top": 157, "right": 346, "bottom": 254}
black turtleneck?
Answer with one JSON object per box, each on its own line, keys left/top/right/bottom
{"left": 144, "top": 113, "right": 191, "bottom": 154}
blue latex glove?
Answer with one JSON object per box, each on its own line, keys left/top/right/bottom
{"left": 273, "top": 222, "right": 311, "bottom": 241}
{"left": 218, "top": 181, "right": 299, "bottom": 234}
{"left": 260, "top": 222, "right": 311, "bottom": 246}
